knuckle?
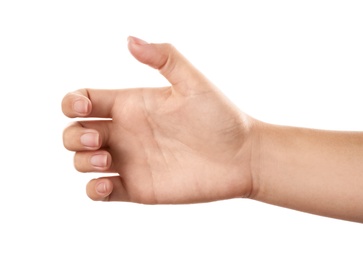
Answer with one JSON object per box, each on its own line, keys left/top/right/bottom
{"left": 62, "top": 128, "right": 72, "bottom": 150}
{"left": 73, "top": 153, "right": 87, "bottom": 172}
{"left": 62, "top": 123, "right": 77, "bottom": 150}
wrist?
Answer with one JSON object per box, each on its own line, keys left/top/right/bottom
{"left": 243, "top": 117, "right": 266, "bottom": 200}
{"left": 231, "top": 113, "right": 264, "bottom": 199}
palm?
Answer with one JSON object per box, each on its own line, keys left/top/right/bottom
{"left": 108, "top": 87, "right": 249, "bottom": 203}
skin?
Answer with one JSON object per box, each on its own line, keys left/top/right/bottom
{"left": 62, "top": 36, "right": 363, "bottom": 223}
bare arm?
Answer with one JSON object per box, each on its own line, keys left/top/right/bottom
{"left": 250, "top": 121, "right": 363, "bottom": 222}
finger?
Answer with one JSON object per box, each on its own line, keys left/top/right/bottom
{"left": 127, "top": 36, "right": 211, "bottom": 95}
{"left": 86, "top": 177, "right": 130, "bottom": 202}
{"left": 74, "top": 150, "right": 114, "bottom": 173}
{"left": 63, "top": 121, "right": 111, "bottom": 151}
{"left": 62, "top": 88, "right": 118, "bottom": 118}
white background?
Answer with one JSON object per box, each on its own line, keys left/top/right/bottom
{"left": 0, "top": 0, "right": 362, "bottom": 259}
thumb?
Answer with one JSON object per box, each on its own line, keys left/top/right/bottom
{"left": 127, "top": 36, "right": 210, "bottom": 94}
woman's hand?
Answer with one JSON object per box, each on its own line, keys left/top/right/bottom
{"left": 62, "top": 36, "right": 255, "bottom": 204}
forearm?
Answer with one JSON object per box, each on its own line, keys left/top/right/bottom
{"left": 250, "top": 121, "right": 363, "bottom": 223}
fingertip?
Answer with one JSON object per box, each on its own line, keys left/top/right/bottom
{"left": 73, "top": 98, "right": 91, "bottom": 116}
{"left": 95, "top": 180, "right": 112, "bottom": 196}
{"left": 86, "top": 178, "right": 113, "bottom": 201}
{"left": 127, "top": 36, "right": 159, "bottom": 68}
{"left": 127, "top": 35, "right": 149, "bottom": 46}
{"left": 62, "top": 91, "right": 92, "bottom": 118}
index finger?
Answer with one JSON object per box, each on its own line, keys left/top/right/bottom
{"left": 61, "top": 88, "right": 117, "bottom": 118}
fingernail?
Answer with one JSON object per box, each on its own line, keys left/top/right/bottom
{"left": 128, "top": 36, "right": 148, "bottom": 45}
{"left": 96, "top": 181, "right": 108, "bottom": 194}
{"left": 73, "top": 100, "right": 88, "bottom": 114}
{"left": 90, "top": 154, "right": 108, "bottom": 168}
{"left": 80, "top": 132, "right": 99, "bottom": 148}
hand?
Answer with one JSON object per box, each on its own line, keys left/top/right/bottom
{"left": 62, "top": 36, "right": 254, "bottom": 204}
